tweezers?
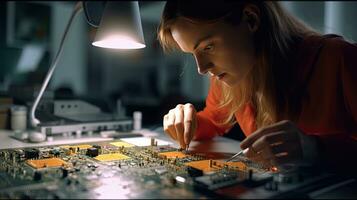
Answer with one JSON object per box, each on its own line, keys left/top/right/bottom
{"left": 226, "top": 148, "right": 248, "bottom": 162}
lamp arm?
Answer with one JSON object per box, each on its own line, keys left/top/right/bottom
{"left": 30, "top": 1, "right": 83, "bottom": 127}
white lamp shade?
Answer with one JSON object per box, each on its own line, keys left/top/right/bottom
{"left": 92, "top": 1, "right": 146, "bottom": 49}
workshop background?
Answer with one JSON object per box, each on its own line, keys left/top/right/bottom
{"left": 0, "top": 1, "right": 357, "bottom": 131}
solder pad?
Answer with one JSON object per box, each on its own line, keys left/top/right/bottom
{"left": 110, "top": 141, "right": 135, "bottom": 148}
{"left": 94, "top": 153, "right": 130, "bottom": 162}
{"left": 158, "top": 151, "right": 187, "bottom": 159}
{"left": 26, "top": 158, "right": 67, "bottom": 169}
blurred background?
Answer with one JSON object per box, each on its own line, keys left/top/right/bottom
{"left": 0, "top": 1, "right": 356, "bottom": 137}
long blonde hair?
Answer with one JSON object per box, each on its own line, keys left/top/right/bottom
{"left": 158, "top": 1, "right": 320, "bottom": 128}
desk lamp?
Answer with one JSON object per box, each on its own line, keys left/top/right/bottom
{"left": 28, "top": 1, "right": 146, "bottom": 142}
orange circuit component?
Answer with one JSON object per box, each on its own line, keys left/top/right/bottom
{"left": 26, "top": 158, "right": 67, "bottom": 169}
{"left": 185, "top": 160, "right": 221, "bottom": 173}
{"left": 185, "top": 160, "right": 248, "bottom": 173}
{"left": 158, "top": 151, "right": 188, "bottom": 159}
{"left": 215, "top": 161, "right": 248, "bottom": 171}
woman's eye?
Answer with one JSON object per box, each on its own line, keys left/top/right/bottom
{"left": 204, "top": 44, "right": 214, "bottom": 51}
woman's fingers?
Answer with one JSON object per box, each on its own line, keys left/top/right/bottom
{"left": 250, "top": 131, "right": 297, "bottom": 154}
{"left": 245, "top": 147, "right": 270, "bottom": 166}
{"left": 164, "top": 109, "right": 177, "bottom": 142}
{"left": 183, "top": 103, "right": 196, "bottom": 148}
{"left": 163, "top": 113, "right": 176, "bottom": 141}
{"left": 174, "top": 105, "right": 185, "bottom": 148}
{"left": 240, "top": 120, "right": 294, "bottom": 149}
{"left": 163, "top": 103, "right": 197, "bottom": 149}
{"left": 244, "top": 130, "right": 303, "bottom": 169}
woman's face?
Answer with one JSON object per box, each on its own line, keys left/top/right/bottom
{"left": 171, "top": 16, "right": 256, "bottom": 87}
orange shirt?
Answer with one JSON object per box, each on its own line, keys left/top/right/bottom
{"left": 194, "top": 34, "right": 357, "bottom": 171}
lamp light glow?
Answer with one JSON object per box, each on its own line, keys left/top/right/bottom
{"left": 92, "top": 1, "right": 146, "bottom": 49}
{"left": 92, "top": 35, "right": 145, "bottom": 49}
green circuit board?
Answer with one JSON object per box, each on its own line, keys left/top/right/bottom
{"left": 0, "top": 137, "right": 271, "bottom": 199}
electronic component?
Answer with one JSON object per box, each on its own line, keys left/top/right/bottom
{"left": 215, "top": 160, "right": 248, "bottom": 171}
{"left": 86, "top": 147, "right": 99, "bottom": 157}
{"left": 33, "top": 171, "right": 42, "bottom": 181}
{"left": 24, "top": 148, "right": 39, "bottom": 159}
{"left": 187, "top": 166, "right": 203, "bottom": 177}
{"left": 185, "top": 160, "right": 224, "bottom": 173}
{"left": 94, "top": 153, "right": 130, "bottom": 162}
{"left": 60, "top": 144, "right": 92, "bottom": 150}
{"left": 155, "top": 167, "right": 168, "bottom": 175}
{"left": 26, "top": 158, "right": 67, "bottom": 169}
{"left": 158, "top": 151, "right": 187, "bottom": 159}
{"left": 110, "top": 141, "right": 135, "bottom": 148}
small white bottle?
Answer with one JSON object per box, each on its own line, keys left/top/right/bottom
{"left": 11, "top": 105, "right": 27, "bottom": 131}
{"left": 133, "top": 111, "right": 142, "bottom": 131}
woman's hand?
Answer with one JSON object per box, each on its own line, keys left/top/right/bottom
{"left": 163, "top": 103, "right": 197, "bottom": 150}
{"left": 240, "top": 120, "right": 319, "bottom": 170}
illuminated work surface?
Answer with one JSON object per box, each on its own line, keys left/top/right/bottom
{"left": 0, "top": 134, "right": 252, "bottom": 199}
{"left": 0, "top": 129, "right": 243, "bottom": 155}
{"left": 0, "top": 128, "right": 350, "bottom": 199}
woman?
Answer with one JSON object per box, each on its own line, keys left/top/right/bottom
{"left": 159, "top": 1, "right": 357, "bottom": 172}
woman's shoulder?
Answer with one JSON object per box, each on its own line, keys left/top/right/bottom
{"left": 322, "top": 34, "right": 356, "bottom": 50}
{"left": 308, "top": 34, "right": 357, "bottom": 55}
{"left": 298, "top": 33, "right": 357, "bottom": 66}
{"left": 290, "top": 33, "right": 356, "bottom": 89}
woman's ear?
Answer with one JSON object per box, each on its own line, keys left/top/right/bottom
{"left": 242, "top": 4, "right": 260, "bottom": 33}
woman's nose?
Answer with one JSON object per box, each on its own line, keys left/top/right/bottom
{"left": 194, "top": 55, "right": 214, "bottom": 75}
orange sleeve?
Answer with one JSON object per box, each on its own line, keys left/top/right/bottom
{"left": 194, "top": 77, "right": 234, "bottom": 140}
{"left": 315, "top": 40, "right": 357, "bottom": 173}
